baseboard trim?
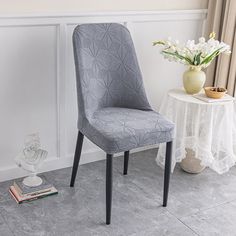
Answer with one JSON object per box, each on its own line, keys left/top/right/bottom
{"left": 0, "top": 144, "right": 157, "bottom": 182}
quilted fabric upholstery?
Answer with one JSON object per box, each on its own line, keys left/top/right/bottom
{"left": 73, "top": 23, "right": 174, "bottom": 154}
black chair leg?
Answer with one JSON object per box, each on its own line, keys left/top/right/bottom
{"left": 123, "top": 151, "right": 129, "bottom": 175}
{"left": 163, "top": 141, "right": 172, "bottom": 207}
{"left": 106, "top": 154, "right": 113, "bottom": 225}
{"left": 70, "top": 131, "right": 84, "bottom": 187}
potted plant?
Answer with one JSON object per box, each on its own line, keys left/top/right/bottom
{"left": 153, "top": 32, "right": 231, "bottom": 94}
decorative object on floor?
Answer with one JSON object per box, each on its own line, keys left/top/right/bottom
{"left": 156, "top": 88, "right": 236, "bottom": 174}
{"left": 204, "top": 87, "right": 227, "bottom": 99}
{"left": 153, "top": 32, "right": 231, "bottom": 94}
{"left": 15, "top": 133, "right": 48, "bottom": 187}
{"left": 180, "top": 148, "right": 205, "bottom": 173}
{"left": 9, "top": 175, "right": 58, "bottom": 204}
{"left": 71, "top": 23, "right": 174, "bottom": 225}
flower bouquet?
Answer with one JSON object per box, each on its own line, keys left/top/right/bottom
{"left": 153, "top": 33, "right": 231, "bottom": 94}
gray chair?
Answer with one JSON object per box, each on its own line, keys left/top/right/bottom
{"left": 70, "top": 23, "right": 174, "bottom": 225}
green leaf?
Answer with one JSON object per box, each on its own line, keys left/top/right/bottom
{"left": 192, "top": 53, "right": 202, "bottom": 65}
{"left": 201, "top": 47, "right": 223, "bottom": 65}
{"left": 162, "top": 51, "right": 192, "bottom": 64}
{"left": 195, "top": 52, "right": 202, "bottom": 65}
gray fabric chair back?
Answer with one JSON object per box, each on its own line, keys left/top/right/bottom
{"left": 73, "top": 23, "right": 152, "bottom": 122}
{"left": 71, "top": 25, "right": 173, "bottom": 222}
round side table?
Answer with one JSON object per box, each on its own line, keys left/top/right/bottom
{"left": 156, "top": 88, "right": 236, "bottom": 174}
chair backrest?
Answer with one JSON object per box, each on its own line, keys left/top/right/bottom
{"left": 73, "top": 23, "right": 152, "bottom": 120}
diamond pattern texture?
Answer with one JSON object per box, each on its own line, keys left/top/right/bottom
{"left": 73, "top": 23, "right": 174, "bottom": 153}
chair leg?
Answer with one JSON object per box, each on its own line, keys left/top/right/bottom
{"left": 70, "top": 131, "right": 84, "bottom": 187}
{"left": 106, "top": 154, "right": 113, "bottom": 225}
{"left": 123, "top": 151, "right": 129, "bottom": 175}
{"left": 163, "top": 141, "right": 172, "bottom": 207}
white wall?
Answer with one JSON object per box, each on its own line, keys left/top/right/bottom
{"left": 0, "top": 0, "right": 208, "bottom": 13}
{"left": 0, "top": 10, "right": 207, "bottom": 182}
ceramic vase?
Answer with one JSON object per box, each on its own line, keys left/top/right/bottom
{"left": 183, "top": 66, "right": 206, "bottom": 94}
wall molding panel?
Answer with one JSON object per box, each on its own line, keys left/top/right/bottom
{"left": 0, "top": 10, "right": 207, "bottom": 182}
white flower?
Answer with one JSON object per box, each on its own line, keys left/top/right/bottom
{"left": 186, "top": 40, "right": 195, "bottom": 49}
{"left": 170, "top": 46, "right": 176, "bottom": 52}
{"left": 175, "top": 40, "right": 179, "bottom": 45}
{"left": 153, "top": 34, "right": 231, "bottom": 68}
{"left": 199, "top": 37, "right": 206, "bottom": 43}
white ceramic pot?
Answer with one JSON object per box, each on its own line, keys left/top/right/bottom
{"left": 180, "top": 148, "right": 206, "bottom": 174}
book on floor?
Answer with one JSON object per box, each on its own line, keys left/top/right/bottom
{"left": 9, "top": 175, "right": 58, "bottom": 204}
{"left": 14, "top": 175, "right": 53, "bottom": 196}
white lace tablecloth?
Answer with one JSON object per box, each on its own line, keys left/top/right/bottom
{"left": 156, "top": 88, "right": 236, "bottom": 174}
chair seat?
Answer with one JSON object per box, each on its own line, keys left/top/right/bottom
{"left": 83, "top": 107, "right": 174, "bottom": 154}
